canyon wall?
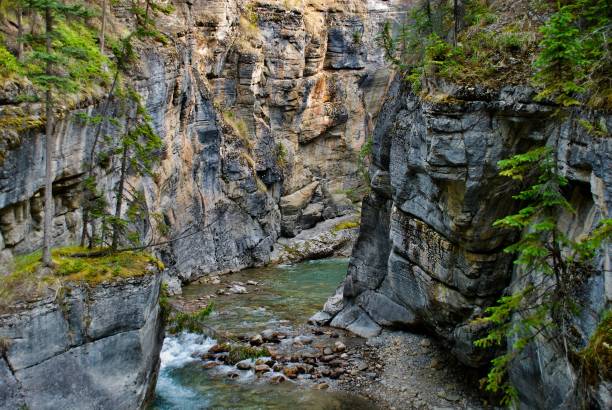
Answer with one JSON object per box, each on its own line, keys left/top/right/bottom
{"left": 0, "top": 271, "right": 164, "bottom": 410}
{"left": 327, "top": 79, "right": 611, "bottom": 408}
{"left": 0, "top": 0, "right": 408, "bottom": 282}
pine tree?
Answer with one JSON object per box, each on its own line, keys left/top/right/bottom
{"left": 19, "top": 0, "right": 94, "bottom": 266}
{"left": 474, "top": 147, "right": 612, "bottom": 404}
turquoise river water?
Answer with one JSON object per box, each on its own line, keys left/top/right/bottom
{"left": 151, "top": 259, "right": 376, "bottom": 410}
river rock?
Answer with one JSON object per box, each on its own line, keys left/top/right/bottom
{"left": 250, "top": 334, "right": 264, "bottom": 346}
{"left": 236, "top": 360, "right": 253, "bottom": 370}
{"left": 282, "top": 366, "right": 299, "bottom": 379}
{"left": 255, "top": 364, "right": 271, "bottom": 373}
{"left": 228, "top": 285, "right": 248, "bottom": 294}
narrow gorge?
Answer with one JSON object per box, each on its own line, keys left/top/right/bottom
{"left": 0, "top": 0, "right": 610, "bottom": 409}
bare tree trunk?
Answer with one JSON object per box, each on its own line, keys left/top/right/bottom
{"left": 100, "top": 0, "right": 107, "bottom": 53}
{"left": 144, "top": 0, "right": 150, "bottom": 24}
{"left": 42, "top": 7, "right": 54, "bottom": 267}
{"left": 453, "top": 0, "right": 458, "bottom": 46}
{"left": 80, "top": 68, "right": 120, "bottom": 247}
{"left": 111, "top": 122, "right": 130, "bottom": 251}
{"left": 16, "top": 7, "right": 23, "bottom": 61}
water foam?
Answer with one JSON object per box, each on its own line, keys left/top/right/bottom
{"left": 160, "top": 332, "right": 217, "bottom": 370}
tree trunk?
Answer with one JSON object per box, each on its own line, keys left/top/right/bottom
{"left": 16, "top": 8, "right": 23, "bottom": 61}
{"left": 80, "top": 68, "right": 120, "bottom": 247}
{"left": 144, "top": 0, "right": 150, "bottom": 24}
{"left": 42, "top": 7, "right": 54, "bottom": 267}
{"left": 453, "top": 0, "right": 458, "bottom": 46}
{"left": 111, "top": 127, "right": 130, "bottom": 251}
{"left": 100, "top": 0, "right": 107, "bottom": 53}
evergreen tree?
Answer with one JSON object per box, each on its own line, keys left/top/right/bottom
{"left": 475, "top": 147, "right": 612, "bottom": 404}
{"left": 19, "top": 0, "right": 95, "bottom": 266}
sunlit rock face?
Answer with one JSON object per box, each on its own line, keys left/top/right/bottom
{"left": 0, "top": 272, "right": 164, "bottom": 410}
{"left": 328, "top": 78, "right": 612, "bottom": 409}
{"left": 0, "top": 0, "right": 408, "bottom": 281}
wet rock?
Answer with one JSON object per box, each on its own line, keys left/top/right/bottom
{"left": 202, "top": 361, "right": 221, "bottom": 369}
{"left": 282, "top": 366, "right": 299, "bottom": 379}
{"left": 246, "top": 280, "right": 258, "bottom": 286}
{"left": 255, "top": 364, "right": 271, "bottom": 373}
{"left": 236, "top": 360, "right": 253, "bottom": 370}
{"left": 296, "top": 363, "right": 314, "bottom": 374}
{"left": 255, "top": 357, "right": 274, "bottom": 367}
{"left": 323, "top": 347, "right": 333, "bottom": 355}
{"left": 227, "top": 372, "right": 240, "bottom": 379}
{"left": 315, "top": 382, "right": 330, "bottom": 390}
{"left": 420, "top": 339, "right": 431, "bottom": 348}
{"left": 261, "top": 329, "right": 285, "bottom": 343}
{"left": 270, "top": 375, "right": 286, "bottom": 384}
{"left": 209, "top": 344, "right": 229, "bottom": 354}
{"left": 250, "top": 334, "right": 264, "bottom": 346}
{"left": 228, "top": 285, "right": 248, "bottom": 294}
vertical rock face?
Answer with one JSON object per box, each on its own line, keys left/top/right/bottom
{"left": 0, "top": 0, "right": 408, "bottom": 282}
{"left": 0, "top": 272, "right": 164, "bottom": 410}
{"left": 329, "top": 80, "right": 611, "bottom": 408}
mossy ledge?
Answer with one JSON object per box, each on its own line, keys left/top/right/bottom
{"left": 0, "top": 246, "right": 163, "bottom": 313}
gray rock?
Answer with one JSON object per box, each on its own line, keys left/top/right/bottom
{"left": 327, "top": 79, "right": 611, "bottom": 409}
{"left": 0, "top": 273, "right": 164, "bottom": 410}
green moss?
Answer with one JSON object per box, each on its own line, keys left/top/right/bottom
{"left": 332, "top": 219, "right": 360, "bottom": 232}
{"left": 0, "top": 246, "right": 160, "bottom": 311}
{"left": 227, "top": 344, "right": 270, "bottom": 364}
{"left": 0, "top": 43, "right": 21, "bottom": 79}
{"left": 577, "top": 310, "right": 612, "bottom": 384}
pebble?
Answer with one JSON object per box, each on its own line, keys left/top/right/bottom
{"left": 315, "top": 382, "right": 329, "bottom": 390}
{"left": 323, "top": 347, "right": 333, "bottom": 355}
{"left": 333, "top": 341, "right": 346, "bottom": 353}
{"left": 420, "top": 339, "right": 431, "bottom": 348}
{"left": 430, "top": 358, "right": 443, "bottom": 370}
{"left": 437, "top": 390, "right": 460, "bottom": 402}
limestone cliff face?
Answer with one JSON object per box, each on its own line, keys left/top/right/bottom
{"left": 0, "top": 272, "right": 164, "bottom": 410}
{"left": 328, "top": 79, "right": 611, "bottom": 408}
{"left": 0, "top": 0, "right": 406, "bottom": 282}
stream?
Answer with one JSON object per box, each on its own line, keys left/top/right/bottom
{"left": 151, "top": 259, "right": 376, "bottom": 409}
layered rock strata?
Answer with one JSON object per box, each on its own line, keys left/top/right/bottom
{"left": 326, "top": 79, "right": 611, "bottom": 408}
{"left": 0, "top": 0, "right": 408, "bottom": 282}
{"left": 0, "top": 271, "right": 164, "bottom": 410}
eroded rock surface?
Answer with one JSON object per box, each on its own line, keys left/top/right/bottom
{"left": 0, "top": 272, "right": 164, "bottom": 410}
{"left": 0, "top": 0, "right": 408, "bottom": 283}
{"left": 327, "top": 79, "right": 612, "bottom": 409}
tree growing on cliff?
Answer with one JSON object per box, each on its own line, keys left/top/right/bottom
{"left": 533, "top": 0, "right": 611, "bottom": 108}
{"left": 80, "top": 1, "right": 173, "bottom": 249}
{"left": 474, "top": 147, "right": 612, "bottom": 405}
{"left": 15, "top": 0, "right": 108, "bottom": 266}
